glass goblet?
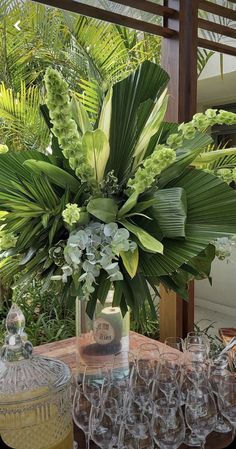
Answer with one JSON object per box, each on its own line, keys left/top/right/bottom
{"left": 184, "top": 362, "right": 210, "bottom": 388}
{"left": 104, "top": 396, "right": 120, "bottom": 423}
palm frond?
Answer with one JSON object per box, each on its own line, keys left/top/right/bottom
{"left": 141, "top": 168, "right": 236, "bottom": 278}
{"left": 0, "top": 81, "right": 49, "bottom": 151}
{"left": 106, "top": 61, "right": 170, "bottom": 182}
{"left": 197, "top": 48, "right": 214, "bottom": 77}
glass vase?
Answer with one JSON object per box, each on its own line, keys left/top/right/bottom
{"left": 75, "top": 290, "right": 130, "bottom": 380}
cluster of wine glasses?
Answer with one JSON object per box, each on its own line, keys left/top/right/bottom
{"left": 73, "top": 332, "right": 236, "bottom": 449}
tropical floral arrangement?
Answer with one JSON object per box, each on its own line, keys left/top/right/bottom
{"left": 1, "top": 61, "right": 236, "bottom": 320}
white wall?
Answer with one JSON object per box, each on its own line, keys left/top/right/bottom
{"left": 195, "top": 248, "right": 236, "bottom": 316}
{"left": 196, "top": 54, "right": 236, "bottom": 317}
{"left": 199, "top": 53, "right": 236, "bottom": 81}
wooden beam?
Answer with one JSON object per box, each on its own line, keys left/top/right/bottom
{"left": 162, "top": 0, "right": 198, "bottom": 122}
{"left": 109, "top": 0, "right": 177, "bottom": 18}
{"left": 182, "top": 281, "right": 195, "bottom": 337}
{"left": 159, "top": 285, "right": 183, "bottom": 342}
{"left": 178, "top": 0, "right": 199, "bottom": 121}
{"left": 160, "top": 0, "right": 198, "bottom": 340}
{"left": 198, "top": 37, "right": 236, "bottom": 56}
{"left": 198, "top": 18, "right": 236, "bottom": 40}
{"left": 199, "top": 0, "right": 236, "bottom": 21}
{"left": 34, "top": 0, "right": 177, "bottom": 37}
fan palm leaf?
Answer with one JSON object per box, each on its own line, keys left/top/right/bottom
{"left": 106, "top": 61, "right": 170, "bottom": 182}
{"left": 140, "top": 168, "right": 236, "bottom": 280}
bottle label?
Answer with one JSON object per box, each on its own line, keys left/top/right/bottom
{"left": 93, "top": 318, "right": 115, "bottom": 345}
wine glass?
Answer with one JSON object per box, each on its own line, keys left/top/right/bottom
{"left": 210, "top": 357, "right": 232, "bottom": 433}
{"left": 152, "top": 398, "right": 185, "bottom": 449}
{"left": 118, "top": 421, "right": 139, "bottom": 449}
{"left": 125, "top": 412, "right": 151, "bottom": 449}
{"left": 186, "top": 344, "right": 208, "bottom": 363}
{"left": 137, "top": 343, "right": 160, "bottom": 387}
{"left": 73, "top": 384, "right": 91, "bottom": 449}
{"left": 113, "top": 351, "right": 136, "bottom": 388}
{"left": 83, "top": 363, "right": 109, "bottom": 407}
{"left": 104, "top": 396, "right": 120, "bottom": 423}
{"left": 185, "top": 332, "right": 210, "bottom": 356}
{"left": 218, "top": 375, "right": 236, "bottom": 431}
{"left": 184, "top": 362, "right": 210, "bottom": 388}
{"left": 131, "top": 384, "right": 150, "bottom": 410}
{"left": 90, "top": 406, "right": 115, "bottom": 449}
{"left": 165, "top": 337, "right": 185, "bottom": 352}
{"left": 159, "top": 352, "right": 182, "bottom": 383}
{"left": 157, "top": 363, "right": 179, "bottom": 404}
{"left": 185, "top": 386, "right": 217, "bottom": 448}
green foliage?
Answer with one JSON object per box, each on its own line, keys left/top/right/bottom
{"left": 127, "top": 145, "right": 176, "bottom": 194}
{"left": 106, "top": 61, "right": 170, "bottom": 182}
{"left": 1, "top": 58, "right": 236, "bottom": 320}
{"left": 130, "top": 298, "right": 160, "bottom": 340}
{"left": 0, "top": 0, "right": 162, "bottom": 148}
{"left": 87, "top": 198, "right": 118, "bottom": 223}
{"left": 0, "top": 280, "right": 75, "bottom": 347}
{"left": 194, "top": 320, "right": 224, "bottom": 359}
{"left": 0, "top": 82, "right": 49, "bottom": 151}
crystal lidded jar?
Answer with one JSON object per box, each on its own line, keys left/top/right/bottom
{"left": 0, "top": 304, "right": 73, "bottom": 449}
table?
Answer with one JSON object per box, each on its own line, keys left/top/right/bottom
{"left": 35, "top": 333, "right": 234, "bottom": 449}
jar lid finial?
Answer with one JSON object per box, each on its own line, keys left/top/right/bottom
{"left": 1, "top": 304, "right": 33, "bottom": 362}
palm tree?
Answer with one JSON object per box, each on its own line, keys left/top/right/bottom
{"left": 0, "top": 0, "right": 161, "bottom": 150}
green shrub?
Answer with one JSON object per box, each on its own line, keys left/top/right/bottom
{"left": 0, "top": 280, "right": 75, "bottom": 346}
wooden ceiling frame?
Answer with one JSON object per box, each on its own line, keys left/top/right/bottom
{"left": 32, "top": 0, "right": 236, "bottom": 339}
{"left": 34, "top": 0, "right": 177, "bottom": 36}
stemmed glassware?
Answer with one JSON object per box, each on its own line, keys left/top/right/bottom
{"left": 73, "top": 333, "right": 236, "bottom": 449}
{"left": 131, "top": 384, "right": 150, "bottom": 412}
{"left": 210, "top": 357, "right": 232, "bottom": 433}
{"left": 218, "top": 375, "right": 236, "bottom": 431}
{"left": 113, "top": 351, "right": 136, "bottom": 388}
{"left": 90, "top": 406, "right": 115, "bottom": 449}
{"left": 185, "top": 386, "right": 217, "bottom": 448}
{"left": 125, "top": 412, "right": 151, "bottom": 449}
{"left": 73, "top": 384, "right": 91, "bottom": 449}
{"left": 152, "top": 398, "right": 186, "bottom": 449}
{"left": 165, "top": 337, "right": 185, "bottom": 352}
{"left": 156, "top": 352, "right": 181, "bottom": 404}
{"left": 83, "top": 363, "right": 109, "bottom": 407}
{"left": 137, "top": 343, "right": 160, "bottom": 388}
{"left": 187, "top": 344, "right": 208, "bottom": 363}
{"left": 185, "top": 332, "right": 210, "bottom": 357}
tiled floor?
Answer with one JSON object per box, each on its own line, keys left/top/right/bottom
{"left": 195, "top": 304, "right": 236, "bottom": 336}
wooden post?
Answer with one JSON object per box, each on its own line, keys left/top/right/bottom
{"left": 160, "top": 0, "right": 199, "bottom": 341}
